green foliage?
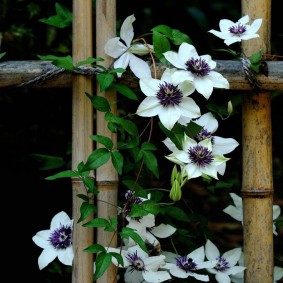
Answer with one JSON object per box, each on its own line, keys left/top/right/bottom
{"left": 39, "top": 2, "right": 72, "bottom": 28}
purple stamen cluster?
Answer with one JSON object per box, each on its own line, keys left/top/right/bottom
{"left": 124, "top": 190, "right": 143, "bottom": 220}
{"left": 126, "top": 251, "right": 145, "bottom": 271}
{"left": 194, "top": 129, "right": 214, "bottom": 143}
{"left": 189, "top": 145, "right": 214, "bottom": 167}
{"left": 49, "top": 224, "right": 72, "bottom": 249}
{"left": 229, "top": 24, "right": 247, "bottom": 35}
{"left": 156, "top": 82, "right": 183, "bottom": 107}
{"left": 176, "top": 256, "right": 197, "bottom": 272}
{"left": 215, "top": 255, "right": 230, "bottom": 272}
{"left": 185, "top": 58, "right": 211, "bottom": 76}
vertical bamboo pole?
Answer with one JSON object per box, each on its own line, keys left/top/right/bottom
{"left": 96, "top": 1, "right": 118, "bottom": 283}
{"left": 241, "top": 1, "right": 273, "bottom": 283}
{"left": 72, "top": 1, "right": 94, "bottom": 283}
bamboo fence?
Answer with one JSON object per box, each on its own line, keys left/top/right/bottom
{"left": 0, "top": 0, "right": 279, "bottom": 283}
{"left": 71, "top": 1, "right": 94, "bottom": 283}
{"left": 241, "top": 0, "right": 274, "bottom": 282}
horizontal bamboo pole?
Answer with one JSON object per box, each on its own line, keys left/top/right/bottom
{"left": 1, "top": 60, "right": 283, "bottom": 90}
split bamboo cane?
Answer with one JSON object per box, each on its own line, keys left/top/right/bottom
{"left": 95, "top": 1, "right": 118, "bottom": 283}
{"left": 241, "top": 1, "right": 274, "bottom": 282}
{"left": 72, "top": 1, "right": 94, "bottom": 283}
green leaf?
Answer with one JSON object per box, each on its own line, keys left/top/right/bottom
{"left": 45, "top": 170, "right": 79, "bottom": 180}
{"left": 152, "top": 31, "right": 171, "bottom": 59}
{"left": 82, "top": 177, "right": 97, "bottom": 194}
{"left": 97, "top": 73, "right": 115, "bottom": 92}
{"left": 120, "top": 227, "right": 147, "bottom": 252}
{"left": 118, "top": 118, "right": 139, "bottom": 136}
{"left": 37, "top": 55, "right": 74, "bottom": 71}
{"left": 83, "top": 217, "right": 109, "bottom": 228}
{"left": 93, "top": 252, "right": 112, "bottom": 280}
{"left": 108, "top": 252, "right": 124, "bottom": 267}
{"left": 130, "top": 200, "right": 159, "bottom": 217}
{"left": 141, "top": 142, "right": 157, "bottom": 151}
{"left": 171, "top": 28, "right": 192, "bottom": 45}
{"left": 75, "top": 57, "right": 104, "bottom": 67}
{"left": 159, "top": 122, "right": 183, "bottom": 150}
{"left": 76, "top": 194, "right": 89, "bottom": 201}
{"left": 111, "top": 82, "right": 138, "bottom": 100}
{"left": 31, "top": 154, "right": 65, "bottom": 170}
{"left": 184, "top": 121, "right": 203, "bottom": 138}
{"left": 83, "top": 148, "right": 111, "bottom": 171}
{"left": 111, "top": 150, "right": 124, "bottom": 175}
{"left": 143, "top": 150, "right": 159, "bottom": 178}
{"left": 39, "top": 3, "right": 72, "bottom": 28}
{"left": 165, "top": 206, "right": 190, "bottom": 222}
{"left": 84, "top": 244, "right": 105, "bottom": 253}
{"left": 90, "top": 135, "right": 113, "bottom": 150}
{"left": 86, "top": 93, "right": 110, "bottom": 112}
{"left": 78, "top": 202, "right": 97, "bottom": 223}
{"left": 118, "top": 137, "right": 140, "bottom": 150}
{"left": 0, "top": 52, "right": 6, "bottom": 59}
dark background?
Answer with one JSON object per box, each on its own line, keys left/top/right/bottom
{"left": 1, "top": 0, "right": 283, "bottom": 282}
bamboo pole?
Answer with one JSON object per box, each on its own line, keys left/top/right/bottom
{"left": 95, "top": 1, "right": 118, "bottom": 283}
{"left": 241, "top": 1, "right": 273, "bottom": 283}
{"left": 72, "top": 1, "right": 94, "bottom": 283}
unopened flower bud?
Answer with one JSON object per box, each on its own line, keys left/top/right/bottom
{"left": 227, "top": 101, "right": 233, "bottom": 115}
{"left": 169, "top": 180, "right": 182, "bottom": 201}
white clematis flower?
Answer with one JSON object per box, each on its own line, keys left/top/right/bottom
{"left": 208, "top": 15, "right": 262, "bottom": 46}
{"left": 165, "top": 133, "right": 230, "bottom": 180}
{"left": 163, "top": 43, "right": 229, "bottom": 99}
{"left": 136, "top": 67, "right": 200, "bottom": 130}
{"left": 163, "top": 246, "right": 217, "bottom": 281}
{"left": 107, "top": 245, "right": 171, "bottom": 283}
{"left": 104, "top": 14, "right": 152, "bottom": 79}
{"left": 205, "top": 239, "right": 246, "bottom": 283}
{"left": 32, "top": 211, "right": 74, "bottom": 270}
{"left": 178, "top": 112, "right": 239, "bottom": 175}
{"left": 223, "top": 193, "right": 281, "bottom": 235}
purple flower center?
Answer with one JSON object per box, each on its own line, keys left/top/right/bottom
{"left": 215, "top": 255, "right": 230, "bottom": 272}
{"left": 126, "top": 251, "right": 145, "bottom": 271}
{"left": 229, "top": 24, "right": 247, "bottom": 35}
{"left": 189, "top": 145, "right": 214, "bottom": 167}
{"left": 156, "top": 82, "right": 183, "bottom": 107}
{"left": 194, "top": 129, "right": 214, "bottom": 143}
{"left": 185, "top": 58, "right": 211, "bottom": 76}
{"left": 49, "top": 224, "right": 72, "bottom": 249}
{"left": 124, "top": 190, "right": 143, "bottom": 221}
{"left": 176, "top": 256, "right": 197, "bottom": 272}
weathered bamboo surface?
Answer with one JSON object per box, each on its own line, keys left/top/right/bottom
{"left": 241, "top": 0, "right": 274, "bottom": 282}
{"left": 1, "top": 60, "right": 283, "bottom": 90}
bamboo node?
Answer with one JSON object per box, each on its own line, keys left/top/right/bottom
{"left": 241, "top": 189, "right": 273, "bottom": 198}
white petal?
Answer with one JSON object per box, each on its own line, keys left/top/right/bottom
{"left": 32, "top": 230, "right": 52, "bottom": 249}
{"left": 228, "top": 266, "right": 246, "bottom": 276}
{"left": 205, "top": 240, "right": 220, "bottom": 260}
{"left": 140, "top": 77, "right": 161, "bottom": 97}
{"left": 195, "top": 112, "right": 218, "bottom": 133}
{"left": 192, "top": 273, "right": 210, "bottom": 282}
{"left": 215, "top": 272, "right": 231, "bottom": 283}
{"left": 274, "top": 266, "right": 283, "bottom": 281}
{"left": 128, "top": 53, "right": 151, "bottom": 79}
{"left": 213, "top": 137, "right": 239, "bottom": 155}
{"left": 248, "top": 18, "right": 262, "bottom": 34}
{"left": 230, "top": 193, "right": 243, "bottom": 209}
{"left": 208, "top": 71, "right": 230, "bottom": 89}
{"left": 145, "top": 255, "right": 166, "bottom": 271}
{"left": 151, "top": 224, "right": 176, "bottom": 238}
{"left": 158, "top": 106, "right": 180, "bottom": 130}
{"left": 188, "top": 246, "right": 205, "bottom": 262}
{"left": 38, "top": 248, "right": 57, "bottom": 270}
{"left": 114, "top": 53, "right": 130, "bottom": 77}
{"left": 223, "top": 205, "right": 243, "bottom": 222}
{"left": 57, "top": 246, "right": 74, "bottom": 266}
{"left": 273, "top": 205, "right": 281, "bottom": 220}
{"left": 136, "top": 96, "right": 162, "bottom": 117}
{"left": 120, "top": 14, "right": 135, "bottom": 47}
{"left": 50, "top": 211, "right": 72, "bottom": 230}
{"left": 143, "top": 270, "right": 172, "bottom": 282}
{"left": 163, "top": 51, "right": 185, "bottom": 69}
{"left": 104, "top": 37, "right": 126, "bottom": 58}
{"left": 169, "top": 265, "right": 189, "bottom": 278}
{"left": 179, "top": 97, "right": 201, "bottom": 118}
{"left": 194, "top": 76, "right": 214, "bottom": 99}
{"left": 223, "top": 248, "right": 242, "bottom": 267}
{"left": 162, "top": 138, "right": 177, "bottom": 152}
{"left": 178, "top": 43, "right": 198, "bottom": 61}
{"left": 185, "top": 163, "right": 202, "bottom": 179}
{"left": 124, "top": 269, "right": 144, "bottom": 283}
